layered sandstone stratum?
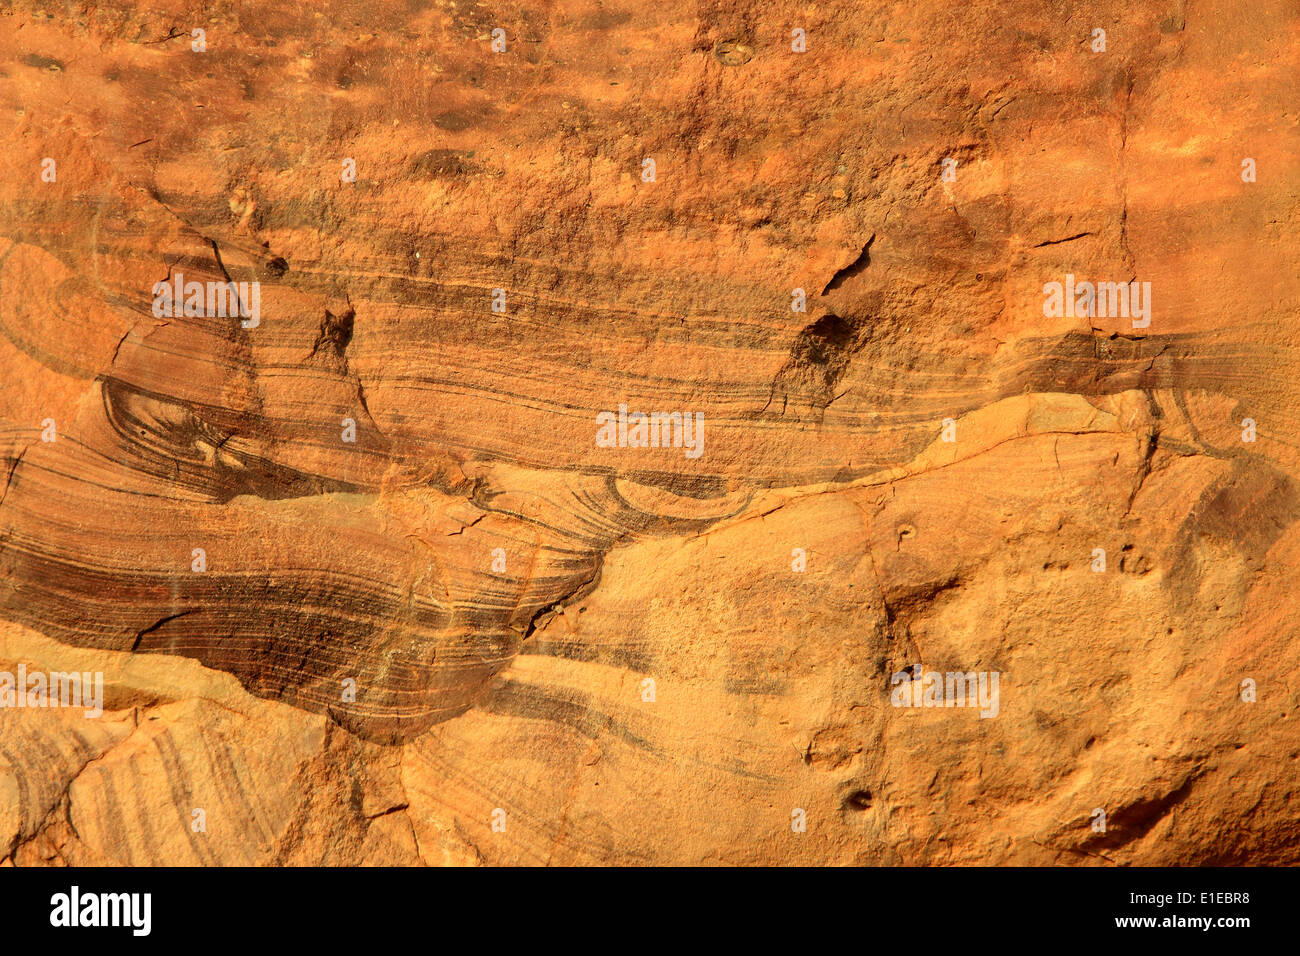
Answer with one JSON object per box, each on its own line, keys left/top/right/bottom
{"left": 0, "top": 0, "right": 1297, "bottom": 865}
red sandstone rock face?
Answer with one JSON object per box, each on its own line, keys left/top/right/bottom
{"left": 0, "top": 0, "right": 1296, "bottom": 865}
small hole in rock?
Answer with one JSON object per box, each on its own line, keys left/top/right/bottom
{"left": 844, "top": 789, "right": 872, "bottom": 811}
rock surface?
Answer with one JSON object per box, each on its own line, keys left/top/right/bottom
{"left": 0, "top": 0, "right": 1297, "bottom": 865}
